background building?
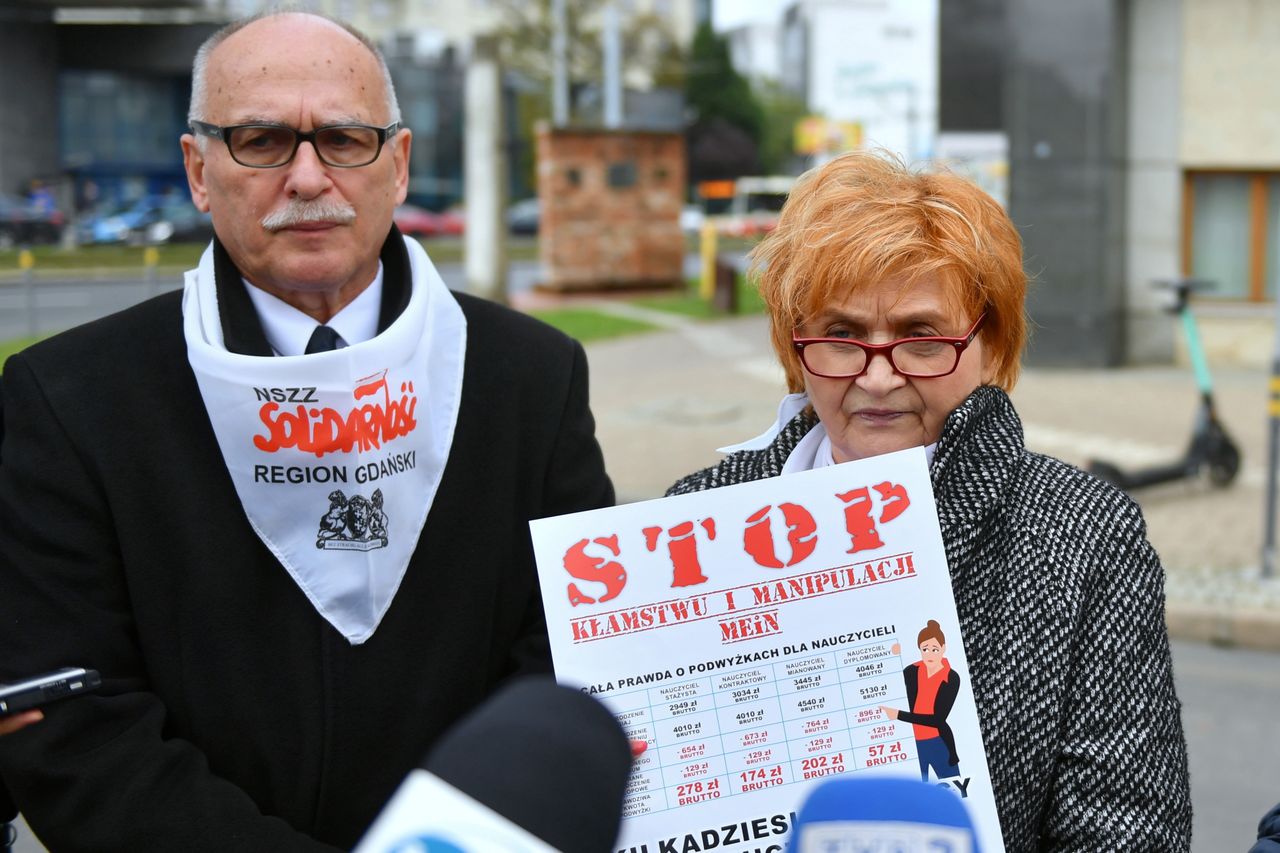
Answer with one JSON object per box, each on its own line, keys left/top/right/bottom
{"left": 722, "top": 0, "right": 1280, "bottom": 367}
{"left": 2, "top": 0, "right": 696, "bottom": 227}
{"left": 779, "top": 0, "right": 939, "bottom": 165}
{"left": 1, "top": 2, "right": 218, "bottom": 216}
{"left": 724, "top": 21, "right": 781, "bottom": 86}
{"left": 941, "top": 0, "right": 1280, "bottom": 367}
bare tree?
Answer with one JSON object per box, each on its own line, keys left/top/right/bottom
{"left": 491, "top": 0, "right": 685, "bottom": 106}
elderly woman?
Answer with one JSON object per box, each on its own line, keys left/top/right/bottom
{"left": 669, "top": 152, "right": 1191, "bottom": 851}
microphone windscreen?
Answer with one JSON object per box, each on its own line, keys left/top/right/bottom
{"left": 790, "top": 776, "right": 980, "bottom": 853}
{"left": 423, "top": 676, "right": 631, "bottom": 853}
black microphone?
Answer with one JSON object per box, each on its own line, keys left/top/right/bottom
{"left": 354, "top": 677, "right": 631, "bottom": 853}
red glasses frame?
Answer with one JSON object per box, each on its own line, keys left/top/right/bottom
{"left": 792, "top": 313, "right": 987, "bottom": 379}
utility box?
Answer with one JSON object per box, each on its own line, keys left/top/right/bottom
{"left": 536, "top": 126, "right": 686, "bottom": 291}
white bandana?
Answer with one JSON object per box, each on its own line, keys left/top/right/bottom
{"left": 183, "top": 236, "right": 466, "bottom": 644}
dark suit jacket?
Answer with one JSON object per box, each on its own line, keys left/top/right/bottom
{"left": 0, "top": 375, "right": 12, "bottom": 830}
{"left": 0, "top": 259, "right": 613, "bottom": 850}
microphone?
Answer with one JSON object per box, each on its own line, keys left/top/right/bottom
{"left": 354, "top": 677, "right": 631, "bottom": 853}
{"left": 788, "top": 776, "right": 981, "bottom": 853}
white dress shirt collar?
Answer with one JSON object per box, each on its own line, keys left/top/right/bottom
{"left": 242, "top": 262, "right": 385, "bottom": 356}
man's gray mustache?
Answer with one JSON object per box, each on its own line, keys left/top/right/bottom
{"left": 261, "top": 199, "right": 357, "bottom": 231}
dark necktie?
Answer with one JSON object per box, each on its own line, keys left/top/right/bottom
{"left": 304, "top": 325, "right": 346, "bottom": 354}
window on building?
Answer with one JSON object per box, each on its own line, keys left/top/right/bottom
{"left": 60, "top": 71, "right": 184, "bottom": 172}
{"left": 607, "top": 161, "right": 637, "bottom": 189}
{"left": 1184, "top": 170, "right": 1280, "bottom": 301}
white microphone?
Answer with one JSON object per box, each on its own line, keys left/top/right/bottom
{"left": 354, "top": 677, "right": 632, "bottom": 853}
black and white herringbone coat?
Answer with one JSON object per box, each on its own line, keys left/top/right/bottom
{"left": 669, "top": 385, "right": 1192, "bottom": 852}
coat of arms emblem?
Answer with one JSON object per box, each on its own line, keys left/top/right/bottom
{"left": 316, "top": 489, "right": 390, "bottom": 551}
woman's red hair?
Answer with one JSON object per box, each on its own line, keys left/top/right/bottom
{"left": 750, "top": 150, "right": 1028, "bottom": 393}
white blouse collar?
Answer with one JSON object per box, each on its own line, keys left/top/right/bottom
{"left": 724, "top": 392, "right": 937, "bottom": 472}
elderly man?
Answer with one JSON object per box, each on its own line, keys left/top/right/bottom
{"left": 0, "top": 11, "right": 612, "bottom": 851}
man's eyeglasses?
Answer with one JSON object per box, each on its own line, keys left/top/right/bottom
{"left": 792, "top": 314, "right": 987, "bottom": 379}
{"left": 189, "top": 121, "right": 400, "bottom": 168}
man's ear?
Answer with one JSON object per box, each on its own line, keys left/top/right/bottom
{"left": 392, "top": 127, "right": 412, "bottom": 206}
{"left": 181, "top": 134, "right": 211, "bottom": 213}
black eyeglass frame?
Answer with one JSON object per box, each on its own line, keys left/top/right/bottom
{"left": 189, "top": 120, "right": 401, "bottom": 168}
{"left": 792, "top": 313, "right": 988, "bottom": 379}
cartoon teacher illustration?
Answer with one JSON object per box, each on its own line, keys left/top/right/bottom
{"left": 880, "top": 619, "right": 962, "bottom": 782}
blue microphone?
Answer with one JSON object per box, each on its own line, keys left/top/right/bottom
{"left": 788, "top": 776, "right": 980, "bottom": 853}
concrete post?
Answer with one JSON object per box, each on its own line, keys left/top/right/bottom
{"left": 464, "top": 36, "right": 508, "bottom": 304}
{"left": 1264, "top": 300, "right": 1280, "bottom": 578}
{"left": 19, "top": 249, "right": 37, "bottom": 338}
{"left": 603, "top": 1, "right": 623, "bottom": 129}
{"left": 551, "top": 0, "right": 569, "bottom": 127}
{"left": 144, "top": 245, "right": 160, "bottom": 298}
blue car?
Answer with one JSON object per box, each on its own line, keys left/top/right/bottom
{"left": 79, "top": 196, "right": 212, "bottom": 245}
{"left": 0, "top": 193, "right": 63, "bottom": 248}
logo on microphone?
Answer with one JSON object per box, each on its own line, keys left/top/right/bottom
{"left": 384, "top": 836, "right": 466, "bottom": 853}
{"left": 316, "top": 488, "right": 389, "bottom": 550}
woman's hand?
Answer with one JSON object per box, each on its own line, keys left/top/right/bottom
{"left": 0, "top": 709, "right": 43, "bottom": 736}
{"left": 879, "top": 705, "right": 899, "bottom": 720}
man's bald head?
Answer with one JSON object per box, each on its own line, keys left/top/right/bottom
{"left": 187, "top": 10, "right": 400, "bottom": 130}
{"left": 179, "top": 9, "right": 412, "bottom": 321}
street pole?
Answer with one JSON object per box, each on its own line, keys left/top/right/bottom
{"left": 1264, "top": 299, "right": 1280, "bottom": 578}
{"left": 464, "top": 35, "right": 509, "bottom": 304}
{"left": 144, "top": 245, "right": 159, "bottom": 298}
{"left": 551, "top": 0, "right": 569, "bottom": 127}
{"left": 602, "top": 0, "right": 622, "bottom": 129}
{"left": 19, "top": 248, "right": 36, "bottom": 338}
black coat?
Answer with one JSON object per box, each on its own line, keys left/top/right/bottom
{"left": 0, "top": 375, "right": 12, "bottom": 830}
{"left": 669, "top": 386, "right": 1192, "bottom": 852}
{"left": 900, "top": 661, "right": 961, "bottom": 767}
{"left": 0, "top": 253, "right": 613, "bottom": 850}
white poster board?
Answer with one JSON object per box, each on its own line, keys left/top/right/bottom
{"left": 531, "top": 447, "right": 1005, "bottom": 852}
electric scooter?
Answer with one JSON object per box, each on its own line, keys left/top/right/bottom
{"left": 1087, "top": 278, "right": 1241, "bottom": 491}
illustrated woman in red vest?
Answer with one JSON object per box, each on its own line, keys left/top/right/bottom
{"left": 880, "top": 620, "right": 962, "bottom": 782}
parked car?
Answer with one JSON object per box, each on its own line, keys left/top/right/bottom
{"left": 0, "top": 193, "right": 64, "bottom": 248}
{"left": 506, "top": 197, "right": 540, "bottom": 235}
{"left": 78, "top": 195, "right": 209, "bottom": 245}
{"left": 706, "top": 175, "right": 793, "bottom": 239}
{"left": 143, "top": 201, "right": 214, "bottom": 245}
{"left": 393, "top": 203, "right": 442, "bottom": 238}
{"left": 435, "top": 207, "right": 465, "bottom": 236}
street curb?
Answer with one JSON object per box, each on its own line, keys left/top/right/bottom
{"left": 1166, "top": 602, "right": 1280, "bottom": 651}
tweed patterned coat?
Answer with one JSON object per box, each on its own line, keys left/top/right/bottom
{"left": 668, "top": 385, "right": 1192, "bottom": 852}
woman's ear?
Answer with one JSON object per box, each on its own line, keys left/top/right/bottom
{"left": 980, "top": 341, "right": 998, "bottom": 385}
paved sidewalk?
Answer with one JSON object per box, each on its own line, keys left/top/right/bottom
{"left": 577, "top": 310, "right": 1280, "bottom": 651}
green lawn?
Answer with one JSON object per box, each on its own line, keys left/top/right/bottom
{"left": 528, "top": 308, "right": 658, "bottom": 343}
{"left": 0, "top": 312, "right": 652, "bottom": 359}
{"left": 528, "top": 274, "right": 764, "bottom": 343}
{"left": 634, "top": 274, "right": 766, "bottom": 318}
{"left": 0, "top": 233, "right": 747, "bottom": 275}
{"left": 0, "top": 241, "right": 761, "bottom": 352}
{"left": 0, "top": 236, "right": 540, "bottom": 273}
{"left": 0, "top": 336, "right": 44, "bottom": 364}
{"left": 0, "top": 243, "right": 206, "bottom": 272}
